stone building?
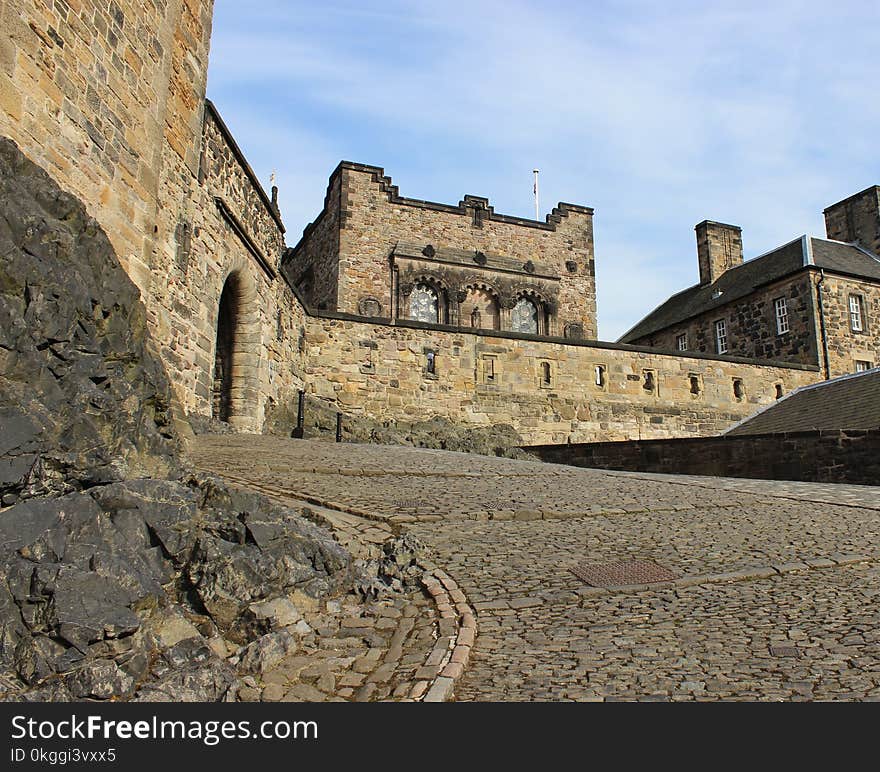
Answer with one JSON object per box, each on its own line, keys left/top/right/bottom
{"left": 620, "top": 188, "right": 880, "bottom": 380}
{"left": 282, "top": 162, "right": 597, "bottom": 340}
{"left": 1, "top": 0, "right": 853, "bottom": 446}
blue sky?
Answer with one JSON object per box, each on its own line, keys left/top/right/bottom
{"left": 206, "top": 0, "right": 879, "bottom": 340}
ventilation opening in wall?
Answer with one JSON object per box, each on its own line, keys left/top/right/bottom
{"left": 733, "top": 378, "right": 745, "bottom": 400}
{"left": 642, "top": 369, "right": 656, "bottom": 392}
{"left": 689, "top": 374, "right": 702, "bottom": 396}
{"left": 775, "top": 383, "right": 784, "bottom": 399}
{"left": 595, "top": 365, "right": 606, "bottom": 388}
{"left": 426, "top": 351, "right": 436, "bottom": 376}
{"left": 541, "top": 361, "right": 551, "bottom": 386}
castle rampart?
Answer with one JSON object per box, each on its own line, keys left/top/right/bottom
{"left": 1, "top": 0, "right": 831, "bottom": 445}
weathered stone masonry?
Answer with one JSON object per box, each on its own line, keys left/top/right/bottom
{"left": 527, "top": 430, "right": 880, "bottom": 486}
{"left": 2, "top": 0, "right": 829, "bottom": 447}
{"left": 300, "top": 312, "right": 818, "bottom": 445}
{"left": 283, "top": 162, "right": 598, "bottom": 339}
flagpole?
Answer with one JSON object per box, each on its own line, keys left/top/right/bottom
{"left": 533, "top": 169, "right": 540, "bottom": 221}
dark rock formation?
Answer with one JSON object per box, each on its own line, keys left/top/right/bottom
{"left": 263, "top": 395, "right": 529, "bottom": 459}
{"left": 0, "top": 138, "right": 357, "bottom": 701}
{"left": 0, "top": 475, "right": 352, "bottom": 701}
{"left": 0, "top": 137, "right": 182, "bottom": 504}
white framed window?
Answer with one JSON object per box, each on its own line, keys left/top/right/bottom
{"left": 855, "top": 360, "right": 873, "bottom": 373}
{"left": 774, "top": 297, "right": 789, "bottom": 335}
{"left": 714, "top": 319, "right": 728, "bottom": 355}
{"left": 676, "top": 333, "right": 688, "bottom": 351}
{"left": 849, "top": 294, "right": 864, "bottom": 332}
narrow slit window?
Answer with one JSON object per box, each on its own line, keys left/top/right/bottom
{"left": 689, "top": 375, "right": 701, "bottom": 395}
{"left": 541, "top": 361, "right": 551, "bottom": 385}
{"left": 643, "top": 370, "right": 655, "bottom": 392}
{"left": 733, "top": 378, "right": 744, "bottom": 399}
{"left": 426, "top": 351, "right": 436, "bottom": 375}
{"left": 775, "top": 383, "right": 784, "bottom": 399}
{"left": 595, "top": 365, "right": 606, "bottom": 388}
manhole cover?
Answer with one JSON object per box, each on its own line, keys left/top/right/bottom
{"left": 570, "top": 559, "right": 679, "bottom": 588}
{"left": 769, "top": 645, "right": 801, "bottom": 658}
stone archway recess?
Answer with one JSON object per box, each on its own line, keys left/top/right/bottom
{"left": 212, "top": 268, "right": 261, "bottom": 429}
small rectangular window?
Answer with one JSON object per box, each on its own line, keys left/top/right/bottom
{"left": 714, "top": 319, "right": 728, "bottom": 355}
{"left": 481, "top": 355, "right": 497, "bottom": 385}
{"left": 855, "top": 360, "right": 873, "bottom": 373}
{"left": 595, "top": 364, "right": 606, "bottom": 388}
{"left": 676, "top": 333, "right": 688, "bottom": 351}
{"left": 774, "top": 297, "right": 789, "bottom": 335}
{"left": 850, "top": 294, "right": 865, "bottom": 332}
{"left": 540, "top": 361, "right": 551, "bottom": 386}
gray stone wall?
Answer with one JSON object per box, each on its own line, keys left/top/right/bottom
{"left": 824, "top": 186, "right": 880, "bottom": 257}
{"left": 818, "top": 273, "right": 880, "bottom": 376}
{"left": 527, "top": 430, "right": 880, "bottom": 485}
{"left": 631, "top": 273, "right": 820, "bottom": 367}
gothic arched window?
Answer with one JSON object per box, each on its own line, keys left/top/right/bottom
{"left": 409, "top": 284, "right": 439, "bottom": 323}
{"left": 511, "top": 297, "right": 539, "bottom": 335}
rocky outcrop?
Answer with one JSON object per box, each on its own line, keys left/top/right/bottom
{"left": 0, "top": 475, "right": 352, "bottom": 702}
{"left": 0, "top": 137, "right": 358, "bottom": 701}
{"left": 262, "top": 395, "right": 529, "bottom": 459}
{"left": 0, "top": 137, "right": 184, "bottom": 505}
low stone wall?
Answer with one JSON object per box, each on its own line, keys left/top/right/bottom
{"left": 526, "top": 430, "right": 880, "bottom": 484}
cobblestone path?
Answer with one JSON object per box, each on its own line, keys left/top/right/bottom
{"left": 190, "top": 435, "right": 880, "bottom": 701}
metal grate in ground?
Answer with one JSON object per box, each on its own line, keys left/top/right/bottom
{"left": 570, "top": 559, "right": 679, "bottom": 588}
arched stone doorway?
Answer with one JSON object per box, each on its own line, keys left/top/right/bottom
{"left": 212, "top": 269, "right": 260, "bottom": 429}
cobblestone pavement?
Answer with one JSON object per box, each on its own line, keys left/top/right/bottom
{"left": 190, "top": 435, "right": 880, "bottom": 701}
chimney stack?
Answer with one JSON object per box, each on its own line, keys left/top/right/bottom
{"left": 695, "top": 220, "right": 743, "bottom": 286}
{"left": 824, "top": 185, "right": 880, "bottom": 256}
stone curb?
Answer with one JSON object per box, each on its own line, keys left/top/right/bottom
{"left": 411, "top": 564, "right": 477, "bottom": 703}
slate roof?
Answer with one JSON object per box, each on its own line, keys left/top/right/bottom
{"left": 726, "top": 368, "right": 880, "bottom": 436}
{"left": 619, "top": 237, "right": 880, "bottom": 343}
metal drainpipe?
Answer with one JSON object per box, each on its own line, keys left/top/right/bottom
{"left": 816, "top": 269, "right": 831, "bottom": 380}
